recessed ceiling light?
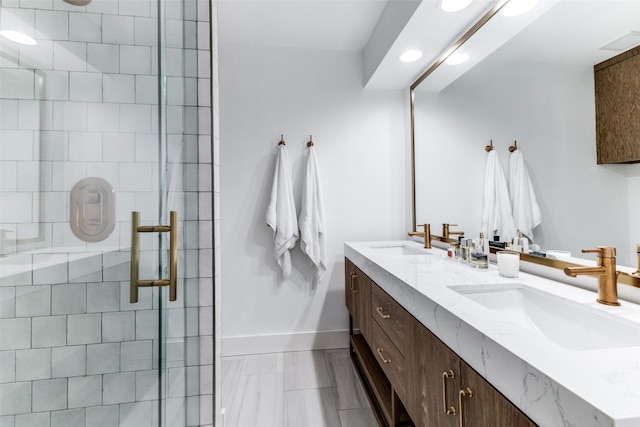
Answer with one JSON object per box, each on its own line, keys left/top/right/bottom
{"left": 440, "top": 0, "right": 473, "bottom": 13}
{"left": 399, "top": 49, "right": 423, "bottom": 63}
{"left": 502, "top": 0, "right": 538, "bottom": 17}
{"left": 0, "top": 30, "right": 36, "bottom": 45}
{"left": 445, "top": 52, "right": 469, "bottom": 65}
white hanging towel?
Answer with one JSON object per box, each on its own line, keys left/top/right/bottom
{"left": 481, "top": 150, "right": 517, "bottom": 242}
{"left": 266, "top": 144, "right": 299, "bottom": 278}
{"left": 509, "top": 149, "right": 542, "bottom": 240}
{"left": 298, "top": 145, "right": 327, "bottom": 280}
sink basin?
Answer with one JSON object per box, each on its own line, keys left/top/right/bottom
{"left": 368, "top": 244, "right": 429, "bottom": 256}
{"left": 449, "top": 284, "right": 640, "bottom": 351}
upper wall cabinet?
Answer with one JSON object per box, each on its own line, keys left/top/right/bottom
{"left": 595, "top": 45, "right": 640, "bottom": 164}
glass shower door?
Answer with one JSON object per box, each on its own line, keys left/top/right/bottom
{"left": 0, "top": 0, "right": 202, "bottom": 425}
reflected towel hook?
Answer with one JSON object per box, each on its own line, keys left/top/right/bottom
{"left": 307, "top": 135, "right": 314, "bottom": 147}
{"left": 485, "top": 140, "right": 494, "bottom": 152}
{"left": 509, "top": 140, "right": 518, "bottom": 152}
{"left": 279, "top": 134, "right": 286, "bottom": 146}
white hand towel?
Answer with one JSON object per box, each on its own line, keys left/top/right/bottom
{"left": 481, "top": 150, "right": 517, "bottom": 242}
{"left": 299, "top": 145, "right": 327, "bottom": 280}
{"left": 266, "top": 145, "right": 299, "bottom": 278}
{"left": 509, "top": 150, "right": 542, "bottom": 240}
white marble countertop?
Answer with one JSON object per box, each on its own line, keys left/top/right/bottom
{"left": 345, "top": 240, "right": 640, "bottom": 427}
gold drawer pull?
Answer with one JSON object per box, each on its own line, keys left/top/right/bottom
{"left": 130, "top": 211, "right": 178, "bottom": 303}
{"left": 376, "top": 306, "right": 391, "bottom": 319}
{"left": 376, "top": 348, "right": 391, "bottom": 364}
{"left": 350, "top": 273, "right": 358, "bottom": 294}
{"left": 442, "top": 370, "right": 456, "bottom": 415}
{"left": 458, "top": 387, "right": 473, "bottom": 427}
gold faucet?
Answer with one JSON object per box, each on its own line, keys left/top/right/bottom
{"left": 408, "top": 224, "right": 431, "bottom": 249}
{"left": 563, "top": 246, "right": 620, "bottom": 306}
{"left": 617, "top": 244, "right": 640, "bottom": 283}
{"left": 442, "top": 224, "right": 464, "bottom": 241}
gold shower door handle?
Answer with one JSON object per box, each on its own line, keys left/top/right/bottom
{"left": 130, "top": 211, "right": 178, "bottom": 303}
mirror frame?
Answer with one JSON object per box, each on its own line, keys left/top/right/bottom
{"left": 408, "top": 0, "right": 640, "bottom": 288}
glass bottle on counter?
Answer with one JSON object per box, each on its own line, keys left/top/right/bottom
{"left": 478, "top": 232, "right": 489, "bottom": 255}
{"left": 470, "top": 241, "right": 488, "bottom": 269}
{"left": 447, "top": 243, "right": 455, "bottom": 258}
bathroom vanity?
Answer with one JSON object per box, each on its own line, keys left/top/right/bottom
{"left": 345, "top": 241, "right": 640, "bottom": 427}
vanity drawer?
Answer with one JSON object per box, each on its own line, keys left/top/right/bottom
{"left": 371, "top": 320, "right": 406, "bottom": 399}
{"left": 371, "top": 283, "right": 406, "bottom": 355}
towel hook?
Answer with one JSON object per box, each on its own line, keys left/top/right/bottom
{"left": 485, "top": 140, "right": 494, "bottom": 152}
{"left": 279, "top": 134, "right": 286, "bottom": 146}
{"left": 307, "top": 135, "right": 314, "bottom": 147}
{"left": 509, "top": 140, "right": 518, "bottom": 152}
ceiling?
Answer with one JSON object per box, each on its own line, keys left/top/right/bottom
{"left": 417, "top": 0, "right": 640, "bottom": 92}
{"left": 217, "top": 0, "right": 499, "bottom": 90}
{"left": 217, "top": 0, "right": 388, "bottom": 52}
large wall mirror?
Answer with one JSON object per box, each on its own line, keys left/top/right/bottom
{"left": 411, "top": 0, "right": 640, "bottom": 266}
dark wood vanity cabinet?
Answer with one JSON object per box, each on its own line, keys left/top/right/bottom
{"left": 406, "top": 319, "right": 536, "bottom": 427}
{"left": 345, "top": 257, "right": 537, "bottom": 427}
{"left": 345, "top": 258, "right": 371, "bottom": 341}
{"left": 459, "top": 362, "right": 537, "bottom": 427}
{"left": 406, "top": 317, "right": 459, "bottom": 427}
{"left": 595, "top": 45, "right": 640, "bottom": 164}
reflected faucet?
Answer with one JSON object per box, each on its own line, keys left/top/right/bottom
{"left": 442, "top": 224, "right": 464, "bottom": 241}
{"left": 563, "top": 246, "right": 620, "bottom": 306}
{"left": 617, "top": 244, "right": 640, "bottom": 283}
{"left": 408, "top": 224, "right": 431, "bottom": 249}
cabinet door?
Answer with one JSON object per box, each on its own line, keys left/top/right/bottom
{"left": 407, "top": 317, "right": 458, "bottom": 427}
{"left": 345, "top": 259, "right": 357, "bottom": 319}
{"left": 356, "top": 273, "right": 371, "bottom": 342}
{"left": 595, "top": 46, "right": 640, "bottom": 163}
{"left": 344, "top": 259, "right": 371, "bottom": 341}
{"left": 460, "top": 361, "right": 536, "bottom": 427}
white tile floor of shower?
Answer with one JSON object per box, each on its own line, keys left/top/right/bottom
{"left": 221, "top": 349, "right": 377, "bottom": 427}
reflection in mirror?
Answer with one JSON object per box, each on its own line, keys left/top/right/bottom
{"left": 412, "top": 0, "right": 640, "bottom": 265}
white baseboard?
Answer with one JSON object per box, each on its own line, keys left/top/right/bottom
{"left": 221, "top": 329, "right": 350, "bottom": 356}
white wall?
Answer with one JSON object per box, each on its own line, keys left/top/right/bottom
{"left": 219, "top": 44, "right": 407, "bottom": 353}
{"left": 415, "top": 59, "right": 640, "bottom": 265}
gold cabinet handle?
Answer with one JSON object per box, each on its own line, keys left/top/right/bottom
{"left": 458, "top": 387, "right": 473, "bottom": 427}
{"left": 376, "top": 348, "right": 391, "bottom": 364}
{"left": 130, "top": 211, "right": 178, "bottom": 303}
{"left": 350, "top": 272, "right": 358, "bottom": 293}
{"left": 442, "top": 370, "right": 456, "bottom": 415}
{"left": 376, "top": 306, "right": 391, "bottom": 319}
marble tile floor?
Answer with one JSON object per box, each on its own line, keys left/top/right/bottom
{"left": 221, "top": 349, "right": 377, "bottom": 427}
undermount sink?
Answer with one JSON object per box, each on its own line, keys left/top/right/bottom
{"left": 368, "top": 244, "right": 429, "bottom": 256}
{"left": 449, "top": 283, "right": 640, "bottom": 351}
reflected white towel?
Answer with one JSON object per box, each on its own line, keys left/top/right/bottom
{"left": 299, "top": 146, "right": 327, "bottom": 280}
{"left": 509, "top": 150, "right": 542, "bottom": 240}
{"left": 481, "top": 150, "right": 517, "bottom": 242}
{"left": 266, "top": 145, "right": 299, "bottom": 278}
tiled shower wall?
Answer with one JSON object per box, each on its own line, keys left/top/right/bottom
{"left": 0, "top": 0, "right": 214, "bottom": 426}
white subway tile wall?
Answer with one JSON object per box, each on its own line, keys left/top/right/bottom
{"left": 0, "top": 0, "right": 214, "bottom": 425}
